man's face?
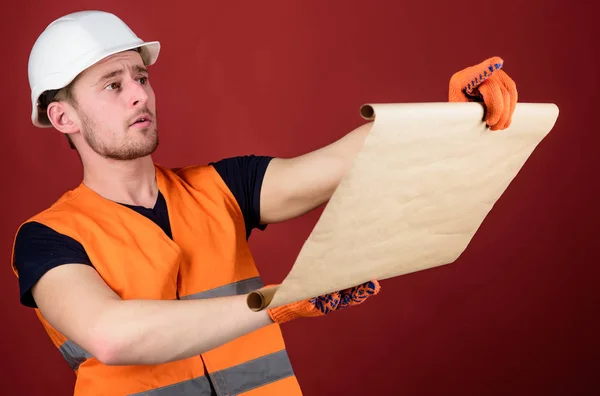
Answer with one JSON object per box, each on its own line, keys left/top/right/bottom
{"left": 69, "top": 50, "right": 158, "bottom": 160}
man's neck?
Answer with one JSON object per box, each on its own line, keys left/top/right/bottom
{"left": 82, "top": 155, "right": 159, "bottom": 209}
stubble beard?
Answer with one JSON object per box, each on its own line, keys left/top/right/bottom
{"left": 80, "top": 110, "right": 159, "bottom": 161}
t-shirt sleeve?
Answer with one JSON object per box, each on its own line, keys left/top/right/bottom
{"left": 13, "top": 221, "right": 93, "bottom": 308}
{"left": 210, "top": 155, "right": 274, "bottom": 238}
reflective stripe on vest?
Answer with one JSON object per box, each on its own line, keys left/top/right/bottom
{"left": 59, "top": 339, "right": 92, "bottom": 371}
{"left": 180, "top": 277, "right": 263, "bottom": 300}
{"left": 128, "top": 350, "right": 294, "bottom": 396}
{"left": 58, "top": 277, "right": 272, "bottom": 373}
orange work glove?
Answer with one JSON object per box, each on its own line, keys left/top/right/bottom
{"left": 267, "top": 280, "right": 381, "bottom": 324}
{"left": 448, "top": 56, "right": 518, "bottom": 131}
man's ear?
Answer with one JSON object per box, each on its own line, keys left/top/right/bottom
{"left": 47, "top": 101, "right": 79, "bottom": 134}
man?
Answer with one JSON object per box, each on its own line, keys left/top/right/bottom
{"left": 12, "top": 10, "right": 518, "bottom": 396}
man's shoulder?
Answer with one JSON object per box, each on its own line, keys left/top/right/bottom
{"left": 156, "top": 156, "right": 273, "bottom": 191}
{"left": 18, "top": 184, "right": 81, "bottom": 224}
{"left": 155, "top": 162, "right": 222, "bottom": 193}
{"left": 13, "top": 184, "right": 97, "bottom": 257}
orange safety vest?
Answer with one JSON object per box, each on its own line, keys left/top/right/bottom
{"left": 11, "top": 163, "right": 303, "bottom": 396}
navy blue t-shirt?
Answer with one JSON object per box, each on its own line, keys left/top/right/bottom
{"left": 13, "top": 155, "right": 273, "bottom": 309}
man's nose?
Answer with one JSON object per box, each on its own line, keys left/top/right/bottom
{"left": 127, "top": 79, "right": 149, "bottom": 107}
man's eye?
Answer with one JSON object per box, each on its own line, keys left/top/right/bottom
{"left": 138, "top": 77, "right": 148, "bottom": 84}
{"left": 106, "top": 82, "right": 121, "bottom": 90}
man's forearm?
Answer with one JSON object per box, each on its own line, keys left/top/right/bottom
{"left": 260, "top": 122, "right": 373, "bottom": 223}
{"left": 93, "top": 294, "right": 273, "bottom": 366}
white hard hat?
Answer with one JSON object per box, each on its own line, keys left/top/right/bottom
{"left": 28, "top": 10, "right": 160, "bottom": 128}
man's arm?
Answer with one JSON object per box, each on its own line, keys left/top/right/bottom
{"left": 32, "top": 264, "right": 273, "bottom": 366}
{"left": 259, "top": 122, "right": 373, "bottom": 224}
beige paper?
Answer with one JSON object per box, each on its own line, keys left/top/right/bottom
{"left": 247, "top": 102, "right": 559, "bottom": 311}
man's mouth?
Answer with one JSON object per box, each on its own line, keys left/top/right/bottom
{"left": 131, "top": 114, "right": 152, "bottom": 127}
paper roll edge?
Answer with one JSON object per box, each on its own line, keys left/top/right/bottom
{"left": 246, "top": 285, "right": 279, "bottom": 311}
{"left": 360, "top": 104, "right": 376, "bottom": 120}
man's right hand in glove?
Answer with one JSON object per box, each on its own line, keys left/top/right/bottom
{"left": 267, "top": 280, "right": 381, "bottom": 324}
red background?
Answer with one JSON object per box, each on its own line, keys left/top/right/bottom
{"left": 2, "top": 1, "right": 598, "bottom": 395}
